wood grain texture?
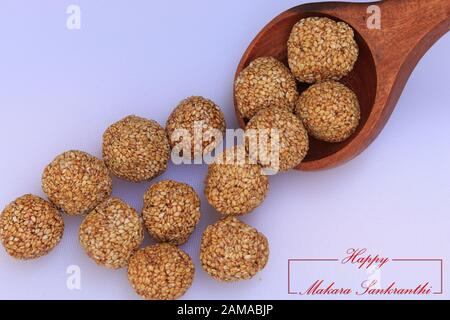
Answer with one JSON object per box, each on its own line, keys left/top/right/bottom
{"left": 234, "top": 0, "right": 450, "bottom": 171}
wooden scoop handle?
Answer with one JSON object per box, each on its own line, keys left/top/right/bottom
{"left": 364, "top": 0, "right": 450, "bottom": 110}
{"left": 350, "top": 0, "right": 450, "bottom": 167}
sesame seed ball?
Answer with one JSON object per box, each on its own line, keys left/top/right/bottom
{"left": 0, "top": 195, "right": 64, "bottom": 260}
{"left": 287, "top": 17, "right": 359, "bottom": 83}
{"left": 166, "top": 96, "right": 226, "bottom": 159}
{"left": 245, "top": 107, "right": 309, "bottom": 172}
{"left": 295, "top": 81, "right": 361, "bottom": 143}
{"left": 128, "top": 244, "right": 195, "bottom": 300}
{"left": 79, "top": 197, "right": 144, "bottom": 269}
{"left": 143, "top": 180, "right": 201, "bottom": 246}
{"left": 235, "top": 57, "right": 299, "bottom": 120}
{"left": 204, "top": 146, "right": 269, "bottom": 216}
{"left": 103, "top": 115, "right": 170, "bottom": 182}
{"left": 42, "top": 150, "right": 112, "bottom": 215}
{"left": 200, "top": 217, "right": 269, "bottom": 282}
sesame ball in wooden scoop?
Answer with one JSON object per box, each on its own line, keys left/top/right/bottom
{"left": 287, "top": 17, "right": 359, "bottom": 83}
{"left": 235, "top": 57, "right": 298, "bottom": 121}
{"left": 296, "top": 81, "right": 360, "bottom": 143}
{"left": 245, "top": 107, "right": 309, "bottom": 172}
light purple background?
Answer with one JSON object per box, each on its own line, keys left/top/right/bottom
{"left": 0, "top": 0, "right": 449, "bottom": 300}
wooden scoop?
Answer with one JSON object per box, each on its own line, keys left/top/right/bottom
{"left": 234, "top": 0, "right": 450, "bottom": 171}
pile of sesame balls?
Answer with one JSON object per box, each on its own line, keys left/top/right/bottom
{"left": 236, "top": 17, "right": 361, "bottom": 150}
{"left": 0, "top": 16, "right": 361, "bottom": 300}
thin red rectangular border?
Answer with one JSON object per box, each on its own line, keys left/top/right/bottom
{"left": 287, "top": 258, "right": 444, "bottom": 295}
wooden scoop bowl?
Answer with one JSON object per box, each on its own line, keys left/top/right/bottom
{"left": 234, "top": 0, "right": 450, "bottom": 171}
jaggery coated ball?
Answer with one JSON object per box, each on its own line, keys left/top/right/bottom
{"left": 200, "top": 217, "right": 269, "bottom": 282}
{"left": 42, "top": 150, "right": 112, "bottom": 215}
{"left": 204, "top": 146, "right": 269, "bottom": 216}
{"left": 235, "top": 57, "right": 299, "bottom": 120}
{"left": 0, "top": 194, "right": 64, "bottom": 260}
{"left": 288, "top": 17, "right": 359, "bottom": 83}
{"left": 142, "top": 180, "right": 201, "bottom": 246}
{"left": 128, "top": 244, "right": 195, "bottom": 300}
{"left": 103, "top": 115, "right": 170, "bottom": 182}
{"left": 295, "top": 81, "right": 361, "bottom": 142}
{"left": 166, "top": 96, "right": 226, "bottom": 159}
{"left": 245, "top": 107, "right": 309, "bottom": 172}
{"left": 79, "top": 197, "right": 143, "bottom": 269}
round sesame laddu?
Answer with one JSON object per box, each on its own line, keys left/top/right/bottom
{"left": 288, "top": 17, "right": 359, "bottom": 83}
{"left": 142, "top": 180, "right": 201, "bottom": 246}
{"left": 0, "top": 194, "right": 64, "bottom": 260}
{"left": 204, "top": 146, "right": 269, "bottom": 216}
{"left": 42, "top": 150, "right": 112, "bottom": 215}
{"left": 235, "top": 57, "right": 298, "bottom": 121}
{"left": 79, "top": 197, "right": 144, "bottom": 269}
{"left": 200, "top": 217, "right": 269, "bottom": 282}
{"left": 103, "top": 115, "right": 170, "bottom": 182}
{"left": 166, "top": 96, "right": 226, "bottom": 159}
{"left": 128, "top": 244, "right": 195, "bottom": 300}
{"left": 295, "top": 81, "right": 360, "bottom": 142}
